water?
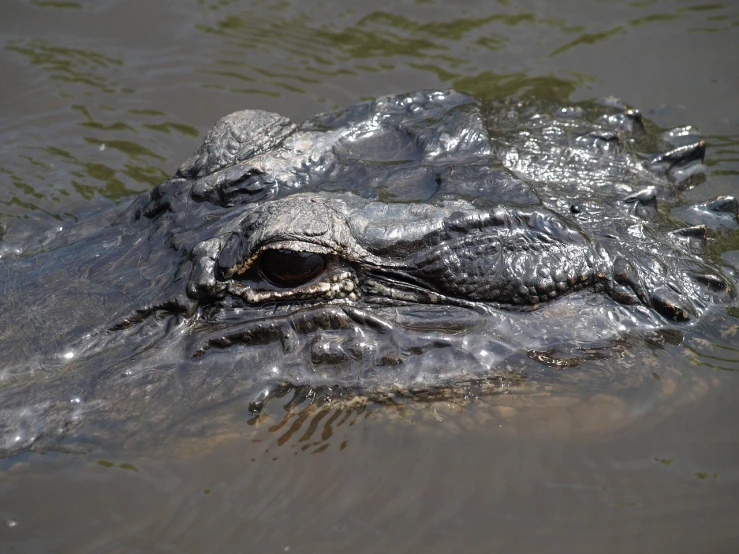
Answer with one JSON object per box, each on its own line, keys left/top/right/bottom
{"left": 1, "top": 0, "right": 739, "bottom": 551}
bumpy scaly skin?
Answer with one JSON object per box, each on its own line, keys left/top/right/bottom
{"left": 190, "top": 193, "right": 603, "bottom": 310}
{"left": 173, "top": 92, "right": 731, "bottom": 323}
{"left": 0, "top": 90, "right": 736, "bottom": 456}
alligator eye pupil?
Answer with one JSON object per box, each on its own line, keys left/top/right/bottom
{"left": 259, "top": 249, "right": 326, "bottom": 287}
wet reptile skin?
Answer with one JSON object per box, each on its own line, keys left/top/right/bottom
{"left": 0, "top": 90, "right": 736, "bottom": 455}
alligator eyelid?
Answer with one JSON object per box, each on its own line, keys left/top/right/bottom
{"left": 363, "top": 267, "right": 431, "bottom": 290}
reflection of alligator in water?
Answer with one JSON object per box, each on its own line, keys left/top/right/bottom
{"left": 0, "top": 90, "right": 737, "bottom": 456}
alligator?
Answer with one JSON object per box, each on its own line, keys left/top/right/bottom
{"left": 0, "top": 90, "right": 736, "bottom": 456}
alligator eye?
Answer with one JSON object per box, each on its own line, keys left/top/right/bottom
{"left": 259, "top": 249, "right": 326, "bottom": 287}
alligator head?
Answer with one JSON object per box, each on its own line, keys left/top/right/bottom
{"left": 0, "top": 90, "right": 735, "bottom": 454}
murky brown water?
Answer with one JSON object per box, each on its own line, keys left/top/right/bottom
{"left": 1, "top": 0, "right": 739, "bottom": 552}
